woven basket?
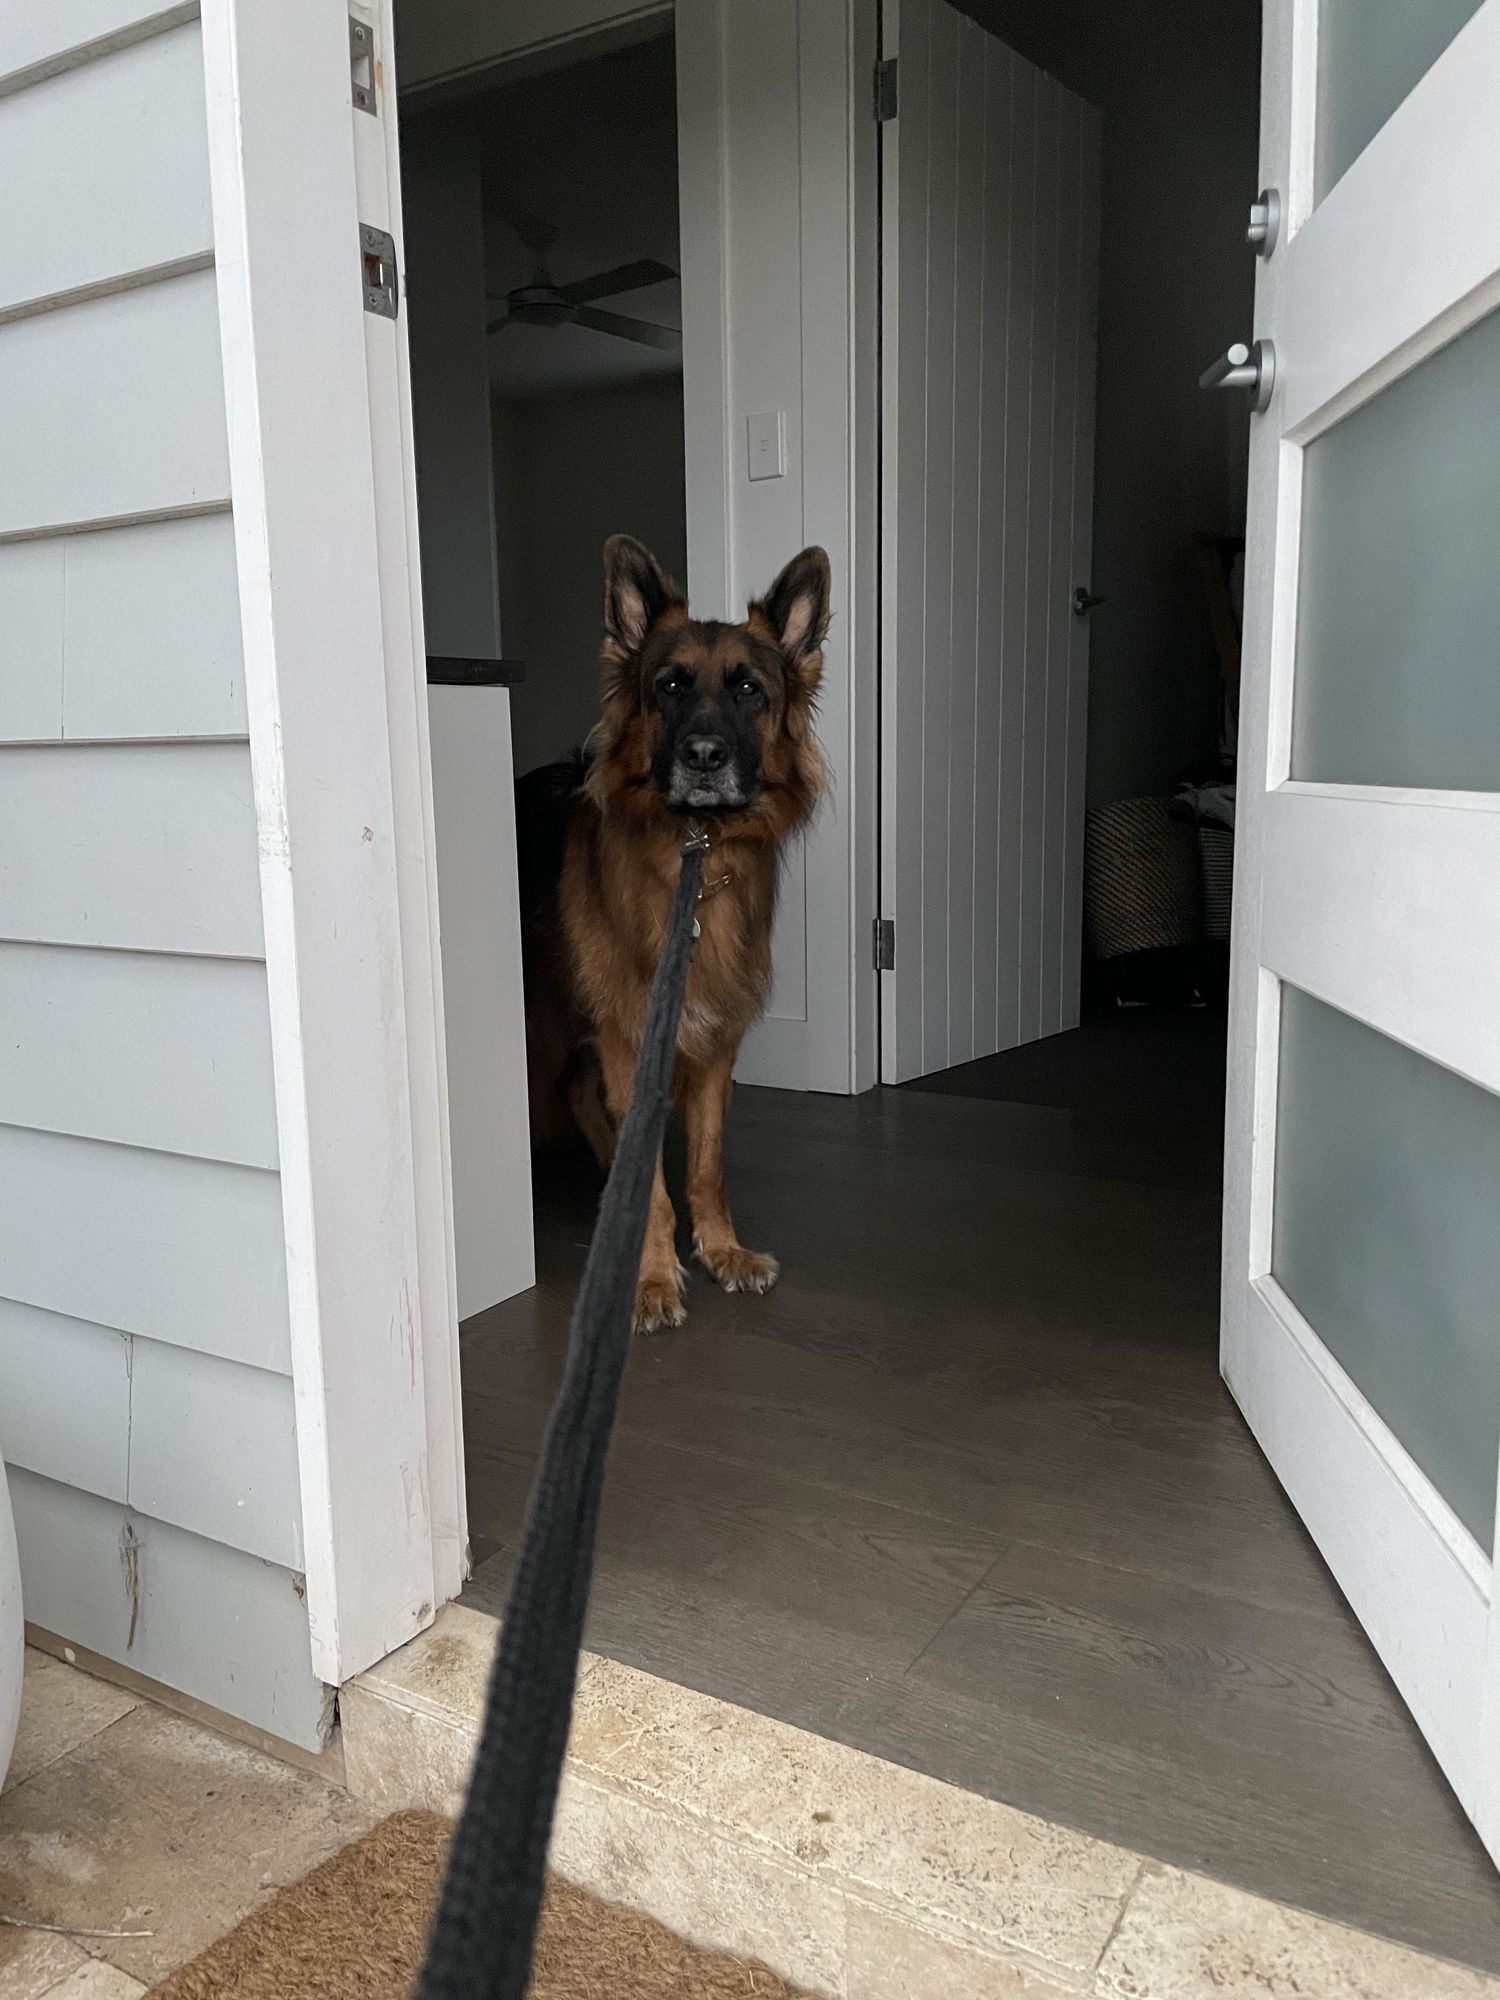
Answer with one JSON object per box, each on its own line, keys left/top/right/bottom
{"left": 1083, "top": 797, "right": 1202, "bottom": 961}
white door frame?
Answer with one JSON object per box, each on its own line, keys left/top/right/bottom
{"left": 399, "top": 0, "right": 881, "bottom": 1098}
{"left": 202, "top": 0, "right": 463, "bottom": 1684}
{"left": 679, "top": 0, "right": 880, "bottom": 1096}
{"left": 1224, "top": 0, "right": 1500, "bottom": 1853}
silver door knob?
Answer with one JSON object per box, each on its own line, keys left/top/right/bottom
{"left": 1199, "top": 338, "right": 1275, "bottom": 414}
{"left": 1246, "top": 188, "right": 1281, "bottom": 257}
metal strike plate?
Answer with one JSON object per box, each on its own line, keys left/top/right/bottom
{"left": 873, "top": 918, "right": 896, "bottom": 972}
{"left": 875, "top": 57, "right": 898, "bottom": 122}
{"left": 361, "top": 224, "right": 398, "bottom": 319}
{"left": 349, "top": 16, "right": 376, "bottom": 114}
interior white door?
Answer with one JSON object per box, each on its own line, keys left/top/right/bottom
{"left": 1224, "top": 0, "right": 1500, "bottom": 1858}
{"left": 879, "top": 0, "right": 1100, "bottom": 1086}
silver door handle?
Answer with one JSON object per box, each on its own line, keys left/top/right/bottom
{"left": 1199, "top": 338, "right": 1275, "bottom": 414}
{"left": 1072, "top": 586, "right": 1105, "bottom": 617}
{"left": 1246, "top": 188, "right": 1281, "bottom": 257}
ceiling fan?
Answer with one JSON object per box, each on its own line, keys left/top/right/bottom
{"left": 487, "top": 222, "right": 680, "bottom": 349}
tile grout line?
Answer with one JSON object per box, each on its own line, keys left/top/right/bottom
{"left": 2, "top": 1687, "right": 144, "bottom": 1803}
{"left": 1087, "top": 1855, "right": 1148, "bottom": 1992}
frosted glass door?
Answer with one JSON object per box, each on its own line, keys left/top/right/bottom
{"left": 1273, "top": 987, "right": 1500, "bottom": 1549}
{"left": 1292, "top": 304, "right": 1500, "bottom": 791}
{"left": 1223, "top": 0, "right": 1500, "bottom": 1863}
{"left": 1315, "top": 0, "right": 1487, "bottom": 198}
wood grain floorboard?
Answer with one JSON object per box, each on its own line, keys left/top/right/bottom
{"left": 460, "top": 1011, "right": 1500, "bottom": 1970}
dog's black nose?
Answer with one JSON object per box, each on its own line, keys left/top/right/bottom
{"left": 682, "top": 734, "right": 730, "bottom": 773}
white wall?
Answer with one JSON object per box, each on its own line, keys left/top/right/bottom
{"left": 0, "top": 9, "right": 326, "bottom": 1746}
{"left": 494, "top": 376, "right": 689, "bottom": 777}
{"left": 403, "top": 118, "right": 535, "bottom": 1321}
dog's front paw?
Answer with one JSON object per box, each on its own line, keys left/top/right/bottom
{"left": 633, "top": 1264, "right": 688, "bottom": 1334}
{"left": 695, "top": 1243, "right": 780, "bottom": 1295}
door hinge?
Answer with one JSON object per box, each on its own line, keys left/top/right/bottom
{"left": 875, "top": 57, "right": 898, "bottom": 122}
{"left": 361, "top": 224, "right": 399, "bottom": 318}
{"left": 349, "top": 15, "right": 377, "bottom": 115}
{"left": 873, "top": 918, "right": 896, "bottom": 972}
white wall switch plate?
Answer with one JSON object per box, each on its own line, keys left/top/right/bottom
{"left": 746, "top": 410, "right": 786, "bottom": 481}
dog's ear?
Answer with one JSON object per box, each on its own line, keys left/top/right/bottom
{"left": 602, "top": 535, "right": 683, "bottom": 657}
{"left": 755, "top": 547, "right": 831, "bottom": 684}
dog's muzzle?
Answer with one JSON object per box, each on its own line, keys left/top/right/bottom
{"left": 666, "top": 734, "right": 748, "bottom": 811}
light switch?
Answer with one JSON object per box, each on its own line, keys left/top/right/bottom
{"left": 746, "top": 410, "right": 786, "bottom": 482}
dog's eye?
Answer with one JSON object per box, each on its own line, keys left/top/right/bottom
{"left": 658, "top": 672, "right": 691, "bottom": 698}
{"left": 730, "top": 674, "right": 764, "bottom": 703}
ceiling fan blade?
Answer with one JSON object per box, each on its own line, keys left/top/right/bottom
{"left": 559, "top": 259, "right": 678, "bottom": 306}
{"left": 573, "top": 305, "right": 681, "bottom": 349}
{"left": 485, "top": 314, "right": 517, "bottom": 335}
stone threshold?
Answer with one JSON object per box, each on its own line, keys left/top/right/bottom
{"left": 340, "top": 1603, "right": 1500, "bottom": 2000}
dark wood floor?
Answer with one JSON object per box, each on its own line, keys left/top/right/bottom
{"left": 460, "top": 1005, "right": 1500, "bottom": 1972}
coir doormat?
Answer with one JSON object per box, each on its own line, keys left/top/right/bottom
{"left": 144, "top": 1809, "right": 810, "bottom": 2000}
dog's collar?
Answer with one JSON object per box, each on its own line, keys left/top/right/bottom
{"left": 685, "top": 823, "right": 733, "bottom": 905}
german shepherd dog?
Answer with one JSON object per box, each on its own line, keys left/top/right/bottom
{"left": 519, "top": 534, "right": 831, "bottom": 1331}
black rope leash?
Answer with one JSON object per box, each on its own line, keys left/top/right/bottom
{"left": 414, "top": 832, "right": 707, "bottom": 2000}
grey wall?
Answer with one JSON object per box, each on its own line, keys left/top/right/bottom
{"left": 0, "top": 9, "right": 325, "bottom": 1747}
{"left": 957, "top": 0, "right": 1262, "bottom": 804}
{"left": 495, "top": 374, "right": 688, "bottom": 775}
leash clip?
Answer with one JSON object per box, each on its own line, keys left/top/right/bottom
{"left": 683, "top": 823, "right": 711, "bottom": 856}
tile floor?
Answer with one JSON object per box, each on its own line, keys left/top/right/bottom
{"left": 0, "top": 1649, "right": 373, "bottom": 1998}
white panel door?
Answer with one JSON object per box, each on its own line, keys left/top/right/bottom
{"left": 879, "top": 0, "right": 1100, "bottom": 1085}
{"left": 1224, "top": 0, "right": 1500, "bottom": 1859}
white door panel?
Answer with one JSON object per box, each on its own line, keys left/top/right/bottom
{"left": 1237, "top": 1276, "right": 1490, "bottom": 1810}
{"left": 1260, "top": 789, "right": 1500, "bottom": 1093}
{"left": 1278, "top": 9, "right": 1500, "bottom": 440}
{"left": 880, "top": 0, "right": 1100, "bottom": 1084}
{"left": 1225, "top": 0, "right": 1500, "bottom": 1860}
